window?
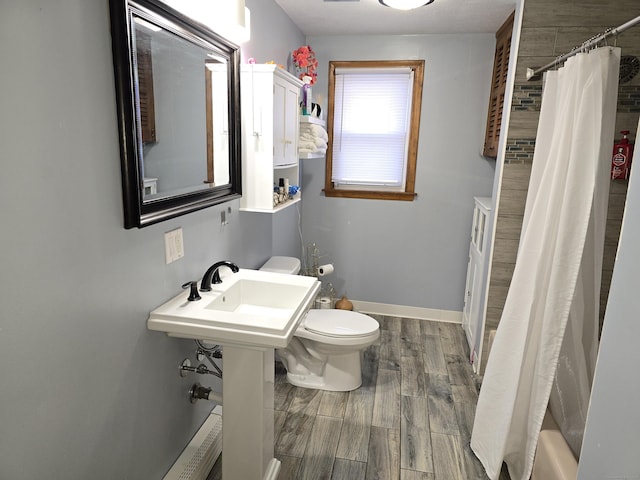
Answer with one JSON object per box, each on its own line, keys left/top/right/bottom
{"left": 324, "top": 60, "right": 424, "bottom": 200}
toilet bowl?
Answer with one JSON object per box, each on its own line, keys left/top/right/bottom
{"left": 261, "top": 256, "right": 380, "bottom": 391}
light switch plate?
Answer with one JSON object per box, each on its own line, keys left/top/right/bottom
{"left": 164, "top": 228, "right": 185, "bottom": 264}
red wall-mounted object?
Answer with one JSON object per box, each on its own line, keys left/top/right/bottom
{"left": 611, "top": 130, "right": 634, "bottom": 180}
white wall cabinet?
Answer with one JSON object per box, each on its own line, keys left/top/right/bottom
{"left": 462, "top": 196, "right": 492, "bottom": 371}
{"left": 240, "top": 64, "right": 303, "bottom": 212}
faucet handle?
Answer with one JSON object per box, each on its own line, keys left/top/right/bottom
{"left": 182, "top": 281, "right": 202, "bottom": 301}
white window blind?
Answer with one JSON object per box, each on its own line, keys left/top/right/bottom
{"left": 332, "top": 67, "right": 414, "bottom": 189}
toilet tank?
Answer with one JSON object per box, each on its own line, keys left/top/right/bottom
{"left": 260, "top": 256, "right": 301, "bottom": 275}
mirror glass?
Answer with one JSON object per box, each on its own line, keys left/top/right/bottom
{"left": 109, "top": 0, "right": 241, "bottom": 228}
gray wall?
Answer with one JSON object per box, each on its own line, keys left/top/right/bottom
{"left": 0, "top": 0, "right": 301, "bottom": 478}
{"left": 301, "top": 34, "right": 497, "bottom": 311}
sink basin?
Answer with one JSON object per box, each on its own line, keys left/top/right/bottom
{"left": 148, "top": 269, "right": 321, "bottom": 348}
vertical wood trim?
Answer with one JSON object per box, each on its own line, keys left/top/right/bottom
{"left": 135, "top": 30, "right": 156, "bottom": 144}
{"left": 205, "top": 66, "right": 214, "bottom": 184}
{"left": 324, "top": 62, "right": 337, "bottom": 193}
{"left": 405, "top": 61, "right": 424, "bottom": 194}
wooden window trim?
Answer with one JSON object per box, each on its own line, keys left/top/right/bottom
{"left": 205, "top": 65, "right": 214, "bottom": 184}
{"left": 135, "top": 30, "right": 156, "bottom": 144}
{"left": 324, "top": 60, "right": 424, "bottom": 201}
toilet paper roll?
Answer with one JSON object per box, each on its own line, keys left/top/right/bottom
{"left": 316, "top": 297, "right": 331, "bottom": 309}
{"left": 317, "top": 263, "right": 334, "bottom": 276}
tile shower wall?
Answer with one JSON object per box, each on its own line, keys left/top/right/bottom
{"left": 618, "top": 85, "right": 640, "bottom": 112}
{"left": 482, "top": 0, "right": 640, "bottom": 373}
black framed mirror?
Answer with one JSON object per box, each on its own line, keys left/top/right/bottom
{"left": 109, "top": 0, "right": 241, "bottom": 228}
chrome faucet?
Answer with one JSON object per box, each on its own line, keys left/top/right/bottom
{"left": 200, "top": 260, "right": 240, "bottom": 291}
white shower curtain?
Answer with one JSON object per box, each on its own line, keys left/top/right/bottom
{"left": 470, "top": 46, "right": 620, "bottom": 480}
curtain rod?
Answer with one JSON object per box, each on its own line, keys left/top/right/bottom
{"left": 526, "top": 14, "right": 640, "bottom": 80}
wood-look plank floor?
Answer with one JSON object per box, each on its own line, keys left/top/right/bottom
{"left": 208, "top": 316, "right": 510, "bottom": 480}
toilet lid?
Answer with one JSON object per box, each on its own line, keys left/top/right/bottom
{"left": 304, "top": 310, "right": 379, "bottom": 338}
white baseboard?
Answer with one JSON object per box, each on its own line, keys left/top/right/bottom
{"left": 351, "top": 300, "right": 462, "bottom": 324}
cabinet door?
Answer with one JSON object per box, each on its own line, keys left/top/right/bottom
{"left": 462, "top": 250, "right": 476, "bottom": 344}
{"left": 464, "top": 199, "right": 491, "bottom": 364}
{"left": 273, "top": 77, "right": 299, "bottom": 167}
{"left": 273, "top": 80, "right": 287, "bottom": 166}
{"left": 464, "top": 247, "right": 484, "bottom": 351}
{"left": 283, "top": 85, "right": 299, "bottom": 166}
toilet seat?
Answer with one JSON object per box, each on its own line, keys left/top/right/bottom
{"left": 304, "top": 310, "right": 379, "bottom": 338}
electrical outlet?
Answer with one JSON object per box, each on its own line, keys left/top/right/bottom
{"left": 164, "top": 228, "right": 185, "bottom": 264}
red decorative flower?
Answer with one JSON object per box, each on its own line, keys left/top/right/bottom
{"left": 292, "top": 45, "right": 318, "bottom": 85}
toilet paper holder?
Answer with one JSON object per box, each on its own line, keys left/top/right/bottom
{"left": 318, "top": 263, "right": 334, "bottom": 276}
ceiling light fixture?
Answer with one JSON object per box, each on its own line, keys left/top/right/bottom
{"left": 378, "top": 0, "right": 435, "bottom": 10}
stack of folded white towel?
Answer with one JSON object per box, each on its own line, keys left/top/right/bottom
{"left": 298, "top": 123, "right": 328, "bottom": 156}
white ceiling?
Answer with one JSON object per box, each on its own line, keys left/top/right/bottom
{"left": 274, "top": 0, "right": 516, "bottom": 36}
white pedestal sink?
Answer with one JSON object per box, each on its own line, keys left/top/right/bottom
{"left": 148, "top": 269, "right": 320, "bottom": 480}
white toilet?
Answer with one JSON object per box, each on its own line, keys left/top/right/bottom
{"left": 261, "top": 256, "right": 380, "bottom": 391}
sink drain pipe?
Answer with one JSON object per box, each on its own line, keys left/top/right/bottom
{"left": 190, "top": 383, "right": 222, "bottom": 404}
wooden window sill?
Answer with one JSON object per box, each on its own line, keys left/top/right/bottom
{"left": 323, "top": 189, "right": 417, "bottom": 201}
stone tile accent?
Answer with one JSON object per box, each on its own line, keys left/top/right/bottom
{"left": 505, "top": 138, "right": 536, "bottom": 163}
{"left": 511, "top": 85, "right": 543, "bottom": 111}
